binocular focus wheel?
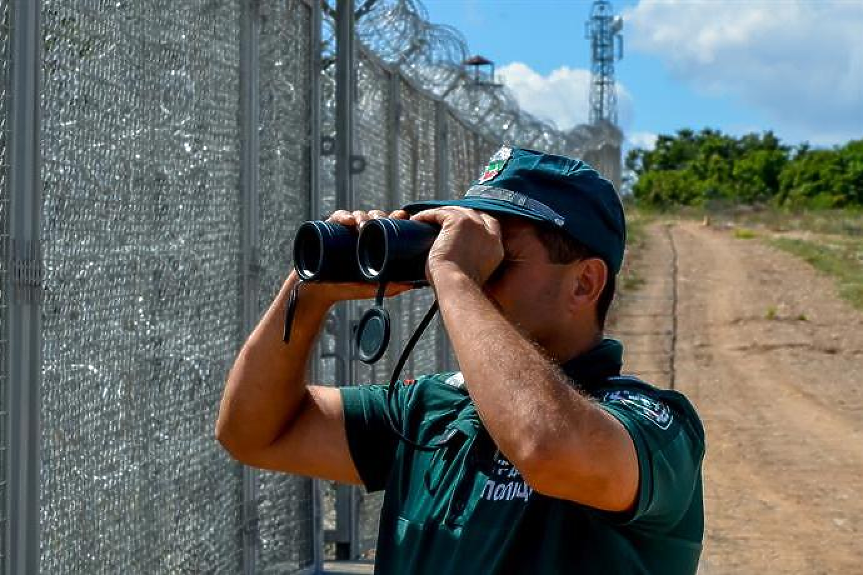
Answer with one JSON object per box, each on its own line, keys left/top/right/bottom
{"left": 356, "top": 306, "right": 391, "bottom": 364}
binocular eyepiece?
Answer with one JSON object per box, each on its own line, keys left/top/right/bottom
{"left": 293, "top": 218, "right": 439, "bottom": 284}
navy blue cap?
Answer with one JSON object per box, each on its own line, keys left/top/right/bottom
{"left": 402, "top": 146, "right": 627, "bottom": 274}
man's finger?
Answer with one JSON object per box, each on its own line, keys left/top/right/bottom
{"left": 369, "top": 210, "right": 388, "bottom": 220}
{"left": 479, "top": 212, "right": 502, "bottom": 237}
{"left": 409, "top": 208, "right": 439, "bottom": 222}
{"left": 412, "top": 207, "right": 493, "bottom": 232}
{"left": 389, "top": 209, "right": 410, "bottom": 219}
{"left": 352, "top": 210, "right": 370, "bottom": 227}
{"left": 327, "top": 209, "right": 355, "bottom": 225}
{"left": 410, "top": 207, "right": 457, "bottom": 223}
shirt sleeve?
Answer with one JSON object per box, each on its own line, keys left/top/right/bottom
{"left": 597, "top": 390, "right": 705, "bottom": 530}
{"left": 340, "top": 382, "right": 413, "bottom": 492}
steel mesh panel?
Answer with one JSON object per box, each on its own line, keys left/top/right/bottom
{"left": 255, "top": 1, "right": 315, "bottom": 571}
{"left": 446, "top": 112, "right": 476, "bottom": 200}
{"left": 356, "top": 487, "right": 381, "bottom": 558}
{"left": 318, "top": 32, "right": 337, "bottom": 220}
{"left": 0, "top": 1, "right": 10, "bottom": 571}
{"left": 39, "top": 2, "right": 244, "bottom": 573}
{"left": 397, "top": 81, "right": 437, "bottom": 205}
{"left": 354, "top": 51, "right": 390, "bottom": 213}
{"left": 396, "top": 82, "right": 438, "bottom": 378}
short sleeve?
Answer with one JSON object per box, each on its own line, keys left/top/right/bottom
{"left": 340, "top": 383, "right": 411, "bottom": 492}
{"left": 598, "top": 389, "right": 705, "bottom": 529}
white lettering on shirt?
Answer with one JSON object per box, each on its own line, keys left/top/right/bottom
{"left": 480, "top": 454, "right": 533, "bottom": 503}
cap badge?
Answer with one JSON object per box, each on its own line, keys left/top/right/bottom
{"left": 478, "top": 145, "right": 512, "bottom": 184}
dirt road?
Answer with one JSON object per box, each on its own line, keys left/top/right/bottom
{"left": 609, "top": 221, "right": 863, "bottom": 574}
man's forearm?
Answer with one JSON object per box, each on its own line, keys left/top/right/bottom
{"left": 433, "top": 268, "right": 595, "bottom": 469}
{"left": 216, "top": 272, "right": 331, "bottom": 453}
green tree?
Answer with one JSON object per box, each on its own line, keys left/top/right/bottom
{"left": 732, "top": 149, "right": 788, "bottom": 203}
{"left": 632, "top": 170, "right": 701, "bottom": 206}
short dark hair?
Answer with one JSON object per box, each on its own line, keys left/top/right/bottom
{"left": 532, "top": 223, "right": 616, "bottom": 330}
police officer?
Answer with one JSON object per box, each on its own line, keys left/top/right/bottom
{"left": 217, "top": 147, "right": 705, "bottom": 574}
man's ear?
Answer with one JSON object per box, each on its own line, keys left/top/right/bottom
{"left": 571, "top": 257, "right": 608, "bottom": 312}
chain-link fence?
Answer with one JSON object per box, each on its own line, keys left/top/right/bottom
{"left": 255, "top": 1, "right": 317, "bottom": 572}
{"left": 3, "top": 0, "right": 623, "bottom": 572}
{"left": 39, "top": 1, "right": 246, "bottom": 573}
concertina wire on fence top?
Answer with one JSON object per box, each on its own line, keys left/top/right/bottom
{"left": 0, "top": 0, "right": 623, "bottom": 572}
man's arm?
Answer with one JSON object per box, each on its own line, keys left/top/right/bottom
{"left": 215, "top": 210, "right": 411, "bottom": 483}
{"left": 215, "top": 270, "right": 359, "bottom": 483}
{"left": 412, "top": 207, "right": 638, "bottom": 512}
{"left": 434, "top": 271, "right": 638, "bottom": 511}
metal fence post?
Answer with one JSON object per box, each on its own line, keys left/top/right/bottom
{"left": 334, "top": 0, "right": 359, "bottom": 560}
{"left": 334, "top": 0, "right": 355, "bottom": 226}
{"left": 7, "top": 1, "right": 42, "bottom": 574}
{"left": 239, "top": 1, "right": 262, "bottom": 573}
{"left": 433, "top": 100, "right": 451, "bottom": 372}
{"left": 308, "top": 0, "right": 325, "bottom": 569}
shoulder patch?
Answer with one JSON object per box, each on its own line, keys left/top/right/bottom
{"left": 603, "top": 389, "right": 673, "bottom": 430}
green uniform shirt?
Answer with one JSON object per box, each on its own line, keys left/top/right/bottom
{"left": 341, "top": 339, "right": 705, "bottom": 574}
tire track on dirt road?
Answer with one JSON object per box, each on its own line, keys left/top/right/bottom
{"left": 614, "top": 220, "right": 863, "bottom": 574}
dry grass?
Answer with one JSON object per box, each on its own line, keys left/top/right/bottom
{"left": 631, "top": 202, "right": 863, "bottom": 312}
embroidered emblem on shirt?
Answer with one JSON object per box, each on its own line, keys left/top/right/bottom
{"left": 603, "top": 390, "right": 674, "bottom": 430}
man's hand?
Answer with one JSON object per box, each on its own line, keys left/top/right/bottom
{"left": 218, "top": 207, "right": 414, "bottom": 483}
{"left": 410, "top": 207, "right": 504, "bottom": 287}
{"left": 300, "top": 209, "right": 416, "bottom": 307}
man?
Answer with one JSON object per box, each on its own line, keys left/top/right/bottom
{"left": 216, "top": 147, "right": 705, "bottom": 574}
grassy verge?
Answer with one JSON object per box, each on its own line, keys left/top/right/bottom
{"left": 630, "top": 200, "right": 863, "bottom": 311}
{"left": 633, "top": 202, "right": 863, "bottom": 238}
{"left": 733, "top": 228, "right": 758, "bottom": 240}
{"left": 618, "top": 208, "right": 651, "bottom": 293}
{"left": 768, "top": 236, "right": 863, "bottom": 311}
{"left": 734, "top": 207, "right": 863, "bottom": 236}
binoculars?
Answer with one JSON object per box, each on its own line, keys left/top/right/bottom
{"left": 290, "top": 217, "right": 440, "bottom": 365}
{"left": 293, "top": 218, "right": 439, "bottom": 285}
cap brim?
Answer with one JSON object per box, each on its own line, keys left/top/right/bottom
{"left": 402, "top": 197, "right": 550, "bottom": 224}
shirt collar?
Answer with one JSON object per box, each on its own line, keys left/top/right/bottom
{"left": 561, "top": 338, "right": 624, "bottom": 387}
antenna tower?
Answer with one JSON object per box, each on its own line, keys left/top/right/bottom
{"left": 585, "top": 0, "right": 623, "bottom": 125}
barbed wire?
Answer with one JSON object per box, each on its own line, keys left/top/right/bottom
{"left": 321, "top": 0, "right": 623, "bottom": 157}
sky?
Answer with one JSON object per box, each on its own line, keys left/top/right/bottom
{"left": 422, "top": 0, "right": 863, "bottom": 151}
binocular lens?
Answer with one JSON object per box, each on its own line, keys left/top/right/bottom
{"left": 358, "top": 223, "right": 387, "bottom": 278}
{"left": 357, "top": 219, "right": 438, "bottom": 283}
{"left": 293, "top": 221, "right": 364, "bottom": 282}
{"left": 294, "top": 224, "right": 323, "bottom": 279}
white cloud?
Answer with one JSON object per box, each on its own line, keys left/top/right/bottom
{"left": 625, "top": 0, "right": 863, "bottom": 144}
{"left": 497, "top": 62, "right": 634, "bottom": 130}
